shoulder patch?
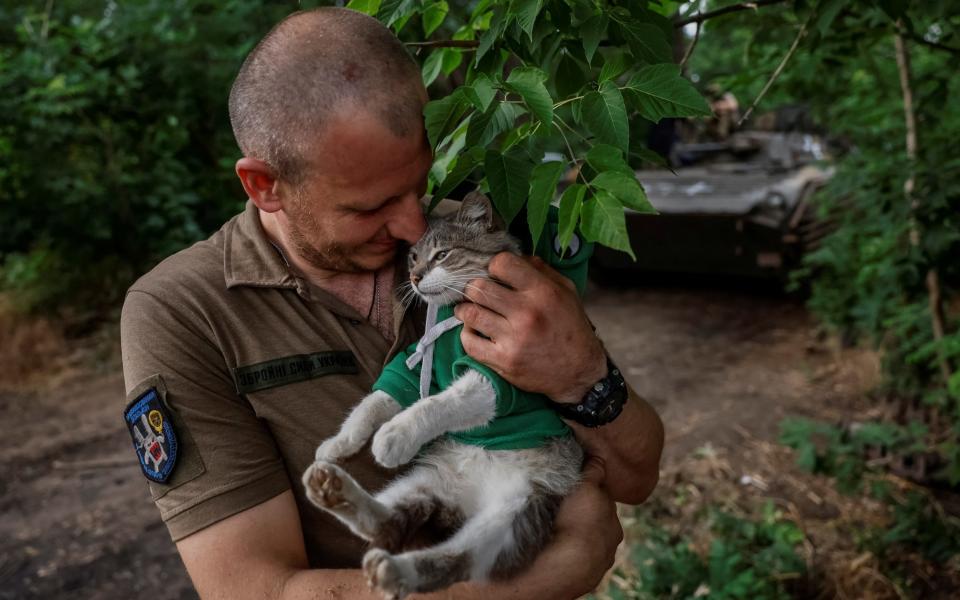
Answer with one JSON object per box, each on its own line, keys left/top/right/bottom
{"left": 124, "top": 388, "right": 178, "bottom": 483}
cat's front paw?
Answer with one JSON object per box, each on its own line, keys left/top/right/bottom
{"left": 314, "top": 434, "right": 361, "bottom": 463}
{"left": 371, "top": 421, "right": 420, "bottom": 469}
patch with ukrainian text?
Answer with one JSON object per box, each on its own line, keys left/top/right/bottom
{"left": 124, "top": 388, "right": 178, "bottom": 483}
{"left": 233, "top": 350, "right": 359, "bottom": 394}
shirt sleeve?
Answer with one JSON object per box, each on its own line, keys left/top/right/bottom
{"left": 121, "top": 289, "right": 289, "bottom": 541}
{"left": 371, "top": 343, "right": 420, "bottom": 409}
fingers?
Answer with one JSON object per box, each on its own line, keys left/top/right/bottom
{"left": 461, "top": 277, "right": 516, "bottom": 315}
{"left": 529, "top": 256, "right": 577, "bottom": 292}
{"left": 488, "top": 252, "right": 576, "bottom": 293}
{"left": 486, "top": 252, "right": 542, "bottom": 290}
{"left": 459, "top": 326, "right": 502, "bottom": 373}
{"left": 453, "top": 302, "right": 510, "bottom": 341}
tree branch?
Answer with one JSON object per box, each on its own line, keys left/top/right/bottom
{"left": 674, "top": 0, "right": 790, "bottom": 28}
{"left": 405, "top": 40, "right": 478, "bottom": 49}
{"left": 894, "top": 29, "right": 954, "bottom": 383}
{"left": 738, "top": 19, "right": 808, "bottom": 126}
{"left": 680, "top": 19, "right": 701, "bottom": 69}
{"left": 902, "top": 30, "right": 960, "bottom": 56}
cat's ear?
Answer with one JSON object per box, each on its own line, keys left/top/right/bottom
{"left": 456, "top": 192, "right": 505, "bottom": 232}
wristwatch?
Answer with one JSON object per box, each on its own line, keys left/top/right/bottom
{"left": 549, "top": 357, "right": 627, "bottom": 427}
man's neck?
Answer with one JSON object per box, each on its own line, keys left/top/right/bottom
{"left": 258, "top": 209, "right": 351, "bottom": 285}
{"left": 257, "top": 209, "right": 394, "bottom": 332}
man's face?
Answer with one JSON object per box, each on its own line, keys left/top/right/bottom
{"left": 282, "top": 108, "right": 432, "bottom": 274}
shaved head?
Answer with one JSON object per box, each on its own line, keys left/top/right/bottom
{"left": 228, "top": 8, "right": 426, "bottom": 184}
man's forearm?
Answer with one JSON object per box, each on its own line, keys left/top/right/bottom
{"left": 567, "top": 386, "right": 664, "bottom": 504}
{"left": 278, "top": 567, "right": 572, "bottom": 600}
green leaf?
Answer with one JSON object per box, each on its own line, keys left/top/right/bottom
{"left": 619, "top": 21, "right": 672, "bottom": 64}
{"left": 631, "top": 147, "right": 669, "bottom": 169}
{"left": 623, "top": 64, "right": 712, "bottom": 123}
{"left": 554, "top": 51, "right": 586, "bottom": 100}
{"left": 431, "top": 146, "right": 484, "bottom": 211}
{"left": 598, "top": 52, "right": 630, "bottom": 84}
{"left": 423, "top": 91, "right": 468, "bottom": 150}
{"left": 476, "top": 8, "right": 508, "bottom": 65}
{"left": 422, "top": 1, "right": 449, "bottom": 37}
{"left": 441, "top": 47, "right": 463, "bottom": 75}
{"left": 580, "top": 190, "right": 635, "bottom": 259}
{"left": 505, "top": 66, "right": 553, "bottom": 126}
{"left": 580, "top": 14, "right": 607, "bottom": 64}
{"left": 511, "top": 0, "right": 543, "bottom": 40}
{"left": 421, "top": 50, "right": 444, "bottom": 87}
{"left": 816, "top": 0, "right": 848, "bottom": 35}
{"left": 581, "top": 81, "right": 629, "bottom": 154}
{"left": 346, "top": 0, "right": 381, "bottom": 16}
{"left": 558, "top": 184, "right": 586, "bottom": 251}
{"left": 527, "top": 161, "right": 565, "bottom": 249}
{"left": 571, "top": 97, "right": 583, "bottom": 125}
{"left": 484, "top": 148, "right": 534, "bottom": 224}
{"left": 378, "top": 0, "right": 415, "bottom": 27}
{"left": 591, "top": 171, "right": 655, "bottom": 213}
{"left": 586, "top": 144, "right": 633, "bottom": 176}
{"left": 466, "top": 101, "right": 524, "bottom": 148}
{"left": 464, "top": 73, "right": 496, "bottom": 111}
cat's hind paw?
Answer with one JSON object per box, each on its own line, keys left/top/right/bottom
{"left": 302, "top": 461, "right": 352, "bottom": 510}
{"left": 363, "top": 548, "right": 412, "bottom": 600}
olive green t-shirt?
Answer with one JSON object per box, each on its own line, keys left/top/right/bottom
{"left": 120, "top": 201, "right": 424, "bottom": 568}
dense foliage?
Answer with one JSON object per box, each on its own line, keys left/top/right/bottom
{"left": 1, "top": 0, "right": 712, "bottom": 313}
{"left": 361, "top": 0, "right": 710, "bottom": 255}
{"left": 591, "top": 504, "right": 808, "bottom": 600}
{"left": 0, "top": 1, "right": 301, "bottom": 312}
{"left": 672, "top": 0, "right": 959, "bottom": 486}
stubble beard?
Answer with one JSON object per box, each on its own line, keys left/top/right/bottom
{"left": 286, "top": 188, "right": 392, "bottom": 274}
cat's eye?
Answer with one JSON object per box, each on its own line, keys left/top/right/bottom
{"left": 409, "top": 250, "right": 418, "bottom": 262}
{"left": 435, "top": 250, "right": 448, "bottom": 261}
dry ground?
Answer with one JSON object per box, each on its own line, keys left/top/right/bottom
{"left": 0, "top": 281, "right": 943, "bottom": 599}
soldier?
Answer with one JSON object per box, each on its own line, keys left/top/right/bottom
{"left": 121, "top": 7, "right": 663, "bottom": 599}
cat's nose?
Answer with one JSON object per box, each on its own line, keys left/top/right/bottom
{"left": 410, "top": 274, "right": 421, "bottom": 286}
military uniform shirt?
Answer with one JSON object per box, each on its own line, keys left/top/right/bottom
{"left": 120, "top": 200, "right": 423, "bottom": 568}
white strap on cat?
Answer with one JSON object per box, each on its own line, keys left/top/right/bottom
{"left": 406, "top": 302, "right": 463, "bottom": 399}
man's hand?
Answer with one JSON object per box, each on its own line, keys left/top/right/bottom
{"left": 455, "top": 251, "right": 665, "bottom": 505}
{"left": 440, "top": 457, "right": 623, "bottom": 600}
{"left": 454, "top": 253, "right": 607, "bottom": 404}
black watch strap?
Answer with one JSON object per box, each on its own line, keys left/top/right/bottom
{"left": 549, "top": 357, "right": 627, "bottom": 428}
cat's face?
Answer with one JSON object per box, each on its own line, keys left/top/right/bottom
{"left": 407, "top": 193, "right": 520, "bottom": 306}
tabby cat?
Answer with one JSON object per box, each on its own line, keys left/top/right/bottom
{"left": 302, "top": 192, "right": 583, "bottom": 599}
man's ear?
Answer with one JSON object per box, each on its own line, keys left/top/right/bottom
{"left": 236, "top": 157, "right": 283, "bottom": 213}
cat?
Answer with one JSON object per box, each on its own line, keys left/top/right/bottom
{"left": 302, "top": 192, "right": 584, "bottom": 599}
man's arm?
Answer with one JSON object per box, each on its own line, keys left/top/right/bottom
{"left": 178, "top": 461, "right": 621, "bottom": 600}
{"left": 454, "top": 253, "right": 665, "bottom": 504}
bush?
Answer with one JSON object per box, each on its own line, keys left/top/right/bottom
{"left": 0, "top": 1, "right": 300, "bottom": 313}
{"left": 593, "top": 503, "right": 807, "bottom": 600}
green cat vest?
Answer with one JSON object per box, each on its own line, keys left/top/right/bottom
{"left": 372, "top": 207, "right": 593, "bottom": 450}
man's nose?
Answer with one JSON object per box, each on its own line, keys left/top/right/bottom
{"left": 387, "top": 191, "right": 427, "bottom": 244}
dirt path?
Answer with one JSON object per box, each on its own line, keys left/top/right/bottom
{"left": 0, "top": 284, "right": 871, "bottom": 599}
